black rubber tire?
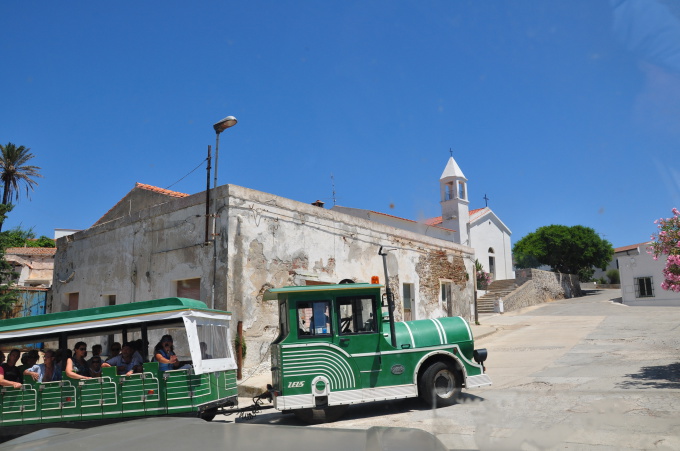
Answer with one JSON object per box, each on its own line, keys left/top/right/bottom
{"left": 200, "top": 407, "right": 218, "bottom": 421}
{"left": 292, "top": 405, "right": 349, "bottom": 424}
{"left": 419, "top": 361, "right": 462, "bottom": 408}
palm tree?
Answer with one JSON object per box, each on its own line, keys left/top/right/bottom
{"left": 0, "top": 143, "right": 42, "bottom": 231}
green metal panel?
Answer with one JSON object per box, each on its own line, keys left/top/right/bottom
{"left": 1, "top": 386, "right": 37, "bottom": 426}
{"left": 140, "top": 363, "right": 163, "bottom": 417}
{"left": 100, "top": 367, "right": 122, "bottom": 419}
{"left": 264, "top": 284, "right": 383, "bottom": 301}
{"left": 80, "top": 378, "right": 105, "bottom": 420}
{"left": 59, "top": 378, "right": 81, "bottom": 423}
{"left": 37, "top": 381, "right": 75, "bottom": 423}
{"left": 164, "top": 369, "right": 199, "bottom": 414}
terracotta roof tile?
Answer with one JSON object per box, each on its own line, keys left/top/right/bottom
{"left": 134, "top": 183, "right": 189, "bottom": 198}
{"left": 93, "top": 183, "right": 190, "bottom": 227}
{"left": 615, "top": 242, "right": 651, "bottom": 253}
{"left": 424, "top": 207, "right": 488, "bottom": 227}
{"left": 5, "top": 247, "right": 57, "bottom": 256}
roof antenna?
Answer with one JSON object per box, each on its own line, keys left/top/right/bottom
{"left": 331, "top": 173, "right": 337, "bottom": 206}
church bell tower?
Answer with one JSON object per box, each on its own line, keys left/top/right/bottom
{"left": 440, "top": 155, "right": 470, "bottom": 245}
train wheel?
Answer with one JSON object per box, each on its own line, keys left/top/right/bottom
{"left": 200, "top": 407, "right": 218, "bottom": 421}
{"left": 420, "top": 361, "right": 461, "bottom": 408}
{"left": 292, "top": 405, "right": 349, "bottom": 424}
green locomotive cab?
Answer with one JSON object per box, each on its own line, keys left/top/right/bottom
{"left": 265, "top": 283, "right": 490, "bottom": 422}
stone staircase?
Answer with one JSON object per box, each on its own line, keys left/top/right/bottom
{"left": 477, "top": 279, "right": 517, "bottom": 313}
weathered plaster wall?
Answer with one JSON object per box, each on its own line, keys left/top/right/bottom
{"left": 53, "top": 192, "right": 212, "bottom": 311}
{"left": 224, "top": 185, "right": 475, "bottom": 373}
{"left": 503, "top": 268, "right": 582, "bottom": 311}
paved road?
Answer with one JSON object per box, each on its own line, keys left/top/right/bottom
{"left": 228, "top": 289, "right": 680, "bottom": 450}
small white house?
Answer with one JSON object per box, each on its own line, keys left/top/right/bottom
{"left": 618, "top": 242, "right": 680, "bottom": 305}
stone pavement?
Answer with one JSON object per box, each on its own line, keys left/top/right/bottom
{"left": 236, "top": 317, "right": 500, "bottom": 399}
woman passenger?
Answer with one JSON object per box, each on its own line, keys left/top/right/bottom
{"left": 153, "top": 335, "right": 190, "bottom": 371}
{"left": 65, "top": 342, "right": 92, "bottom": 380}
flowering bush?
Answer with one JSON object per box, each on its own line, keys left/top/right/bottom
{"left": 648, "top": 208, "right": 680, "bottom": 292}
{"left": 475, "top": 259, "right": 492, "bottom": 289}
{"left": 477, "top": 271, "right": 492, "bottom": 290}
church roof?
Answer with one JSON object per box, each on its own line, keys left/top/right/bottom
{"left": 424, "top": 208, "right": 486, "bottom": 226}
{"left": 440, "top": 156, "right": 467, "bottom": 180}
{"left": 425, "top": 207, "right": 511, "bottom": 234}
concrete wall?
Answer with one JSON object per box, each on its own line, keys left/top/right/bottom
{"left": 503, "top": 268, "right": 582, "bottom": 311}
{"left": 53, "top": 184, "right": 475, "bottom": 376}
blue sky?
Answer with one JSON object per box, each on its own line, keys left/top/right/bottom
{"left": 1, "top": 0, "right": 678, "bottom": 249}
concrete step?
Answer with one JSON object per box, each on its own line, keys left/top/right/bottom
{"left": 479, "top": 291, "right": 514, "bottom": 301}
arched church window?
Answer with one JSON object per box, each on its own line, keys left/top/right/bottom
{"left": 488, "top": 247, "right": 495, "bottom": 254}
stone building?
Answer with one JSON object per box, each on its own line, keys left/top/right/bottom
{"left": 52, "top": 183, "right": 475, "bottom": 373}
{"left": 5, "top": 247, "right": 56, "bottom": 288}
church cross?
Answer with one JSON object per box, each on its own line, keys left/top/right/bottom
{"left": 484, "top": 194, "right": 489, "bottom": 207}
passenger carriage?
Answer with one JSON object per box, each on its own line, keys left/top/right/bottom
{"left": 0, "top": 298, "right": 238, "bottom": 435}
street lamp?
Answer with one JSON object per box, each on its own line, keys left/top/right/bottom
{"left": 210, "top": 115, "right": 237, "bottom": 311}
{"left": 212, "top": 115, "right": 238, "bottom": 189}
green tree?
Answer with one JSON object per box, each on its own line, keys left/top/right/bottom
{"left": 0, "top": 227, "right": 55, "bottom": 250}
{"left": 0, "top": 254, "right": 18, "bottom": 316}
{"left": 513, "top": 225, "right": 614, "bottom": 281}
{"left": 606, "top": 269, "right": 620, "bottom": 285}
{"left": 0, "top": 142, "right": 42, "bottom": 231}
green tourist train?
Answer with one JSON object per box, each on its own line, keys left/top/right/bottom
{"left": 0, "top": 298, "right": 238, "bottom": 435}
{"left": 265, "top": 282, "right": 491, "bottom": 422}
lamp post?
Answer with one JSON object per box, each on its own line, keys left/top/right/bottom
{"left": 212, "top": 115, "right": 238, "bottom": 189}
{"left": 210, "top": 115, "right": 237, "bottom": 311}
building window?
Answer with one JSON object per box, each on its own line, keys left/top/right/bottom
{"left": 402, "top": 283, "right": 414, "bottom": 321}
{"left": 635, "top": 277, "right": 654, "bottom": 298}
{"left": 68, "top": 292, "right": 79, "bottom": 311}
{"left": 176, "top": 278, "right": 201, "bottom": 300}
{"left": 440, "top": 281, "right": 452, "bottom": 315}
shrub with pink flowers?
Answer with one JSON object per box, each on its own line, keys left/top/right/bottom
{"left": 648, "top": 208, "right": 680, "bottom": 292}
{"left": 474, "top": 259, "right": 492, "bottom": 289}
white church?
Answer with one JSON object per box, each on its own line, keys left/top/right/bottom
{"left": 333, "top": 155, "right": 514, "bottom": 282}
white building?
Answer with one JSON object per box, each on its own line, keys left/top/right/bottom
{"left": 618, "top": 242, "right": 680, "bottom": 305}
{"left": 334, "top": 156, "right": 514, "bottom": 281}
